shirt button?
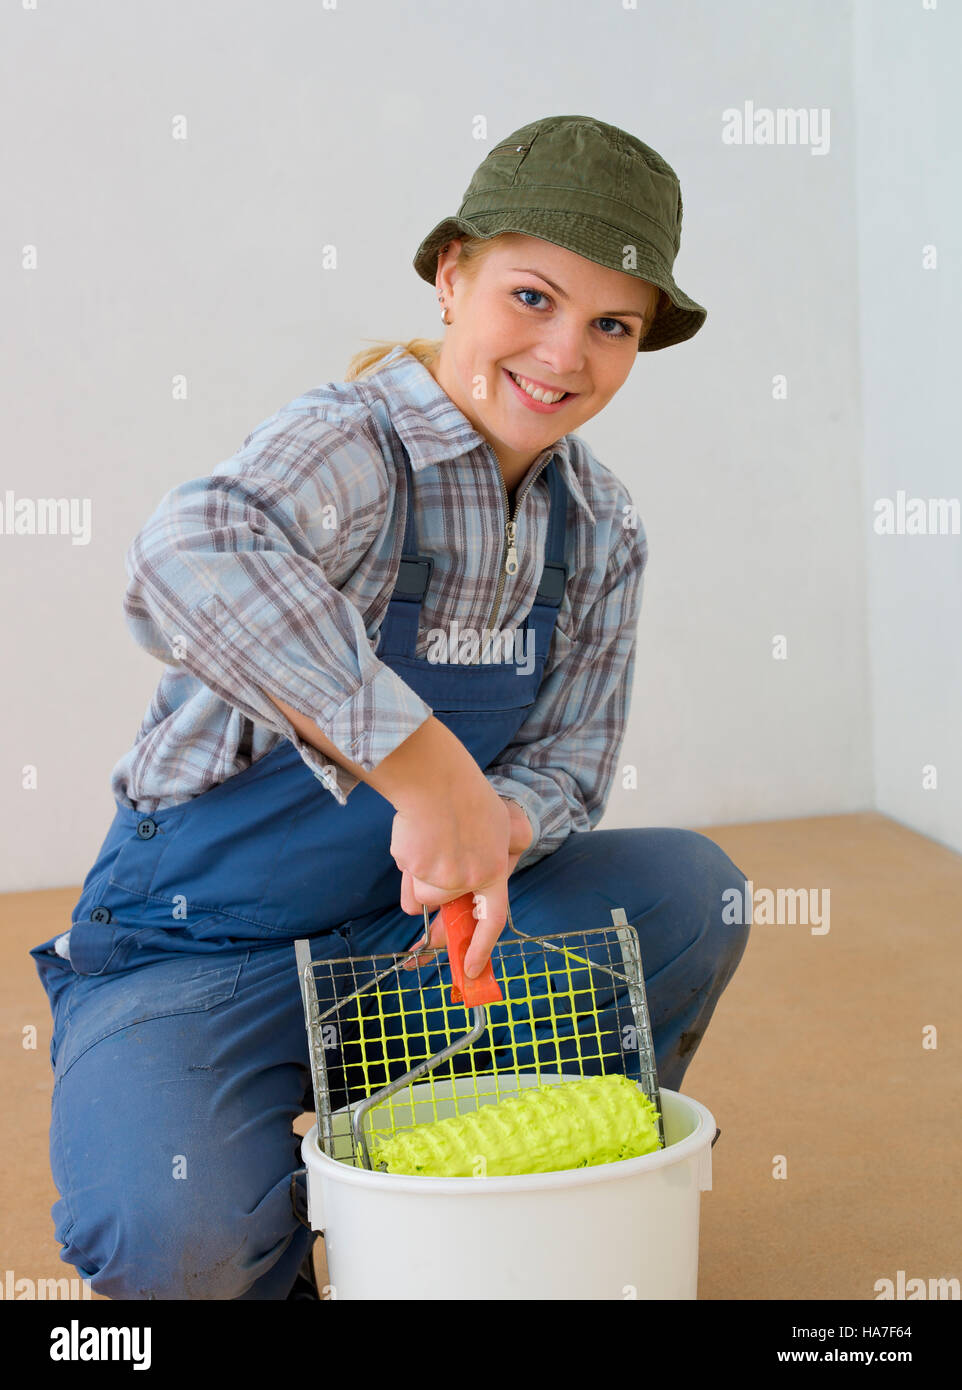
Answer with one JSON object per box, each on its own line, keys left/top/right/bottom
{"left": 90, "top": 906, "right": 112, "bottom": 923}
{"left": 136, "top": 818, "right": 158, "bottom": 840}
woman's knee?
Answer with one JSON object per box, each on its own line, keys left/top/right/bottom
{"left": 598, "top": 827, "right": 749, "bottom": 977}
{"left": 661, "top": 828, "right": 751, "bottom": 971}
{"left": 531, "top": 824, "right": 751, "bottom": 973}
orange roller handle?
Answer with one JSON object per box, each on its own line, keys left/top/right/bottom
{"left": 440, "top": 893, "right": 503, "bottom": 1007}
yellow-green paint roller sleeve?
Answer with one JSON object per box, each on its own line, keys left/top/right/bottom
{"left": 369, "top": 1074, "right": 663, "bottom": 1177}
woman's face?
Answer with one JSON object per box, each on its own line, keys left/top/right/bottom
{"left": 428, "top": 233, "right": 662, "bottom": 491}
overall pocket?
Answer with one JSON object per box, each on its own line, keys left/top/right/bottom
{"left": 54, "top": 949, "right": 248, "bottom": 1082}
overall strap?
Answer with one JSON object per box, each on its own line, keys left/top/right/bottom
{"left": 375, "top": 440, "right": 433, "bottom": 657}
{"left": 533, "top": 455, "right": 569, "bottom": 610}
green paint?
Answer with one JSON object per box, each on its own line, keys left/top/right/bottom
{"left": 370, "top": 1074, "right": 663, "bottom": 1177}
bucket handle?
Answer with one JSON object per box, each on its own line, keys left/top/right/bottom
{"left": 697, "top": 1126, "right": 720, "bottom": 1193}
{"left": 695, "top": 1126, "right": 720, "bottom": 1192}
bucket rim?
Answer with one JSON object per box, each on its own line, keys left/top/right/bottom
{"left": 301, "top": 1086, "right": 716, "bottom": 1196}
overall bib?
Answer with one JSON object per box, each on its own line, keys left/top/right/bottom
{"left": 29, "top": 437, "right": 752, "bottom": 1300}
{"left": 40, "top": 439, "right": 570, "bottom": 969}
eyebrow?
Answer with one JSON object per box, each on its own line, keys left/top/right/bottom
{"left": 507, "top": 267, "right": 651, "bottom": 321}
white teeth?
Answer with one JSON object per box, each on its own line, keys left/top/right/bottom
{"left": 509, "top": 371, "right": 566, "bottom": 404}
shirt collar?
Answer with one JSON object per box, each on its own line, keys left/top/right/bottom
{"left": 367, "top": 344, "right": 596, "bottom": 525}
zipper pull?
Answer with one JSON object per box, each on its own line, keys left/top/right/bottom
{"left": 504, "top": 520, "right": 519, "bottom": 576}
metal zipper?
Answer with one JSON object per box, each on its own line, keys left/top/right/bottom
{"left": 475, "top": 452, "right": 551, "bottom": 663}
{"left": 489, "top": 143, "right": 530, "bottom": 156}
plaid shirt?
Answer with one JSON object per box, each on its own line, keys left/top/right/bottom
{"left": 114, "top": 345, "right": 648, "bottom": 872}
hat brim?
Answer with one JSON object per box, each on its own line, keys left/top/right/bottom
{"left": 414, "top": 211, "right": 706, "bottom": 351}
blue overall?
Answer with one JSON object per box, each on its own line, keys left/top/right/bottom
{"left": 30, "top": 444, "right": 751, "bottom": 1300}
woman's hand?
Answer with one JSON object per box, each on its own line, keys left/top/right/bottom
{"left": 398, "top": 794, "right": 533, "bottom": 977}
{"left": 260, "top": 700, "right": 535, "bottom": 975}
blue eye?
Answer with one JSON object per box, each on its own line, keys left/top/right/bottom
{"left": 511, "top": 288, "right": 634, "bottom": 340}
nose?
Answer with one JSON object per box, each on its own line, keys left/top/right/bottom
{"left": 531, "top": 320, "right": 589, "bottom": 384}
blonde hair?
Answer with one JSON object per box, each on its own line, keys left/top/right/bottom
{"left": 344, "top": 235, "right": 667, "bottom": 381}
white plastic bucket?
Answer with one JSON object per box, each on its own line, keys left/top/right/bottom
{"left": 301, "top": 1074, "right": 716, "bottom": 1300}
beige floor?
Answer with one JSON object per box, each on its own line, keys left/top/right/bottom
{"left": 3, "top": 811, "right": 959, "bottom": 1300}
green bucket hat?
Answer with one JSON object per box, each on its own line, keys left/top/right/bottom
{"left": 413, "top": 114, "right": 707, "bottom": 352}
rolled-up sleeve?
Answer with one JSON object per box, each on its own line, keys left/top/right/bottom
{"left": 485, "top": 518, "right": 647, "bottom": 870}
{"left": 121, "top": 418, "right": 433, "bottom": 804}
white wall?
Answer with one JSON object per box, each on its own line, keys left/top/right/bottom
{"left": 854, "top": 0, "right": 961, "bottom": 857}
{"left": 0, "top": 0, "right": 957, "bottom": 894}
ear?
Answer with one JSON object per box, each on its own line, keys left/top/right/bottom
{"left": 435, "top": 238, "right": 464, "bottom": 291}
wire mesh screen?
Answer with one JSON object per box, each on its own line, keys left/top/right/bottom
{"left": 298, "top": 917, "right": 663, "bottom": 1168}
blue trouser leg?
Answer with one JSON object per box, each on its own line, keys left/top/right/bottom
{"left": 37, "top": 826, "right": 749, "bottom": 1299}
{"left": 43, "top": 944, "right": 327, "bottom": 1301}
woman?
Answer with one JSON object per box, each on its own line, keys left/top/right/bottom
{"left": 30, "top": 114, "right": 751, "bottom": 1300}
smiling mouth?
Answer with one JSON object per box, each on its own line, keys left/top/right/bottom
{"left": 504, "top": 369, "right": 578, "bottom": 405}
